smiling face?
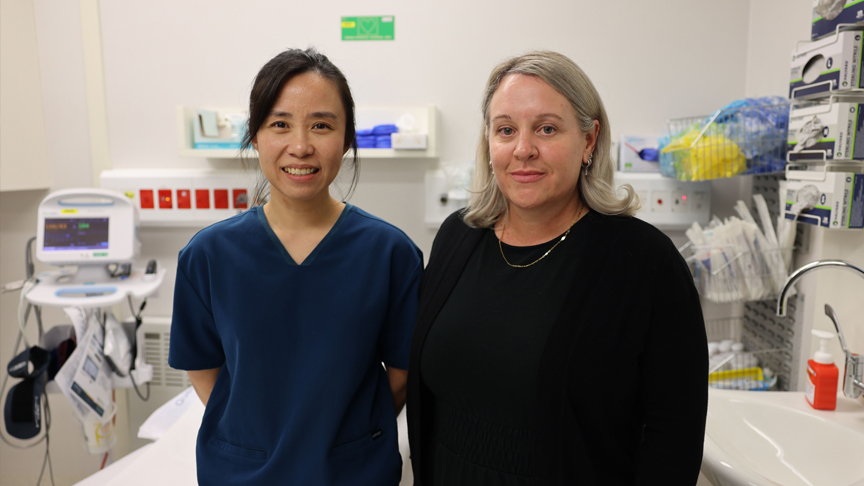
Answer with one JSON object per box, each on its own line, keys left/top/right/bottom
{"left": 252, "top": 71, "right": 348, "bottom": 208}
{"left": 488, "top": 74, "right": 597, "bottom": 216}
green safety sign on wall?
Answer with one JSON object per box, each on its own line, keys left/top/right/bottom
{"left": 341, "top": 16, "right": 394, "bottom": 41}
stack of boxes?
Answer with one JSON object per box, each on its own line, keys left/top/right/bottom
{"left": 785, "top": 1, "right": 864, "bottom": 229}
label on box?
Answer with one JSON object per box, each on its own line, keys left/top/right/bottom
{"left": 790, "top": 30, "right": 864, "bottom": 99}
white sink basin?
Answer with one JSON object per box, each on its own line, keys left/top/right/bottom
{"left": 702, "top": 388, "right": 864, "bottom": 486}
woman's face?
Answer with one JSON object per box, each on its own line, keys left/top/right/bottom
{"left": 252, "top": 71, "right": 348, "bottom": 207}
{"left": 488, "top": 74, "right": 597, "bottom": 215}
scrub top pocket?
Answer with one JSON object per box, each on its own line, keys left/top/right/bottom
{"left": 329, "top": 428, "right": 381, "bottom": 457}
{"left": 207, "top": 436, "right": 269, "bottom": 461}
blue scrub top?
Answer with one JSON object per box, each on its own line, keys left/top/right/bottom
{"left": 168, "top": 204, "right": 423, "bottom": 485}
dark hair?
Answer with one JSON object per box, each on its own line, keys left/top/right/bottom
{"left": 240, "top": 47, "right": 359, "bottom": 204}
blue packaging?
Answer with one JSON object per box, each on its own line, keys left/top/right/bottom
{"left": 357, "top": 136, "right": 376, "bottom": 148}
{"left": 357, "top": 128, "right": 374, "bottom": 136}
{"left": 372, "top": 124, "right": 398, "bottom": 135}
{"left": 375, "top": 136, "right": 392, "bottom": 148}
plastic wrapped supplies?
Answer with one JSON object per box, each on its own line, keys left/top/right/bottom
{"left": 660, "top": 125, "right": 747, "bottom": 180}
{"left": 660, "top": 97, "right": 790, "bottom": 181}
{"left": 815, "top": 0, "right": 845, "bottom": 21}
{"left": 681, "top": 195, "right": 791, "bottom": 303}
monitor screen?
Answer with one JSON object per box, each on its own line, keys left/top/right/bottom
{"left": 43, "top": 218, "right": 109, "bottom": 251}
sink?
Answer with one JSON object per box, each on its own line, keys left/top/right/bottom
{"left": 702, "top": 388, "right": 864, "bottom": 486}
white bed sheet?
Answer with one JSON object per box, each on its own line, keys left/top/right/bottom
{"left": 74, "top": 398, "right": 203, "bottom": 485}
{"left": 74, "top": 399, "right": 414, "bottom": 485}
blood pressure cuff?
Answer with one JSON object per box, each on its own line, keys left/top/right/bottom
{"left": 4, "top": 346, "right": 49, "bottom": 439}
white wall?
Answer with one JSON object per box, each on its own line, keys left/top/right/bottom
{"left": 5, "top": 0, "right": 847, "bottom": 484}
{"left": 745, "top": 0, "right": 813, "bottom": 98}
{"left": 95, "top": 0, "right": 752, "bottom": 321}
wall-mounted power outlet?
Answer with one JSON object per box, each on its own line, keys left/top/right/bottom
{"left": 614, "top": 172, "right": 711, "bottom": 230}
{"left": 100, "top": 169, "right": 256, "bottom": 227}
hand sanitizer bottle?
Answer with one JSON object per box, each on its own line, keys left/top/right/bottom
{"left": 806, "top": 330, "right": 839, "bottom": 410}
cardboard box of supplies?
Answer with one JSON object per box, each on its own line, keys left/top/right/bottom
{"left": 618, "top": 136, "right": 661, "bottom": 172}
{"left": 791, "top": 30, "right": 864, "bottom": 99}
{"left": 391, "top": 133, "right": 427, "bottom": 149}
{"left": 787, "top": 99, "right": 864, "bottom": 162}
{"left": 784, "top": 172, "right": 864, "bottom": 229}
{"left": 811, "top": 0, "right": 864, "bottom": 40}
{"left": 193, "top": 110, "right": 246, "bottom": 150}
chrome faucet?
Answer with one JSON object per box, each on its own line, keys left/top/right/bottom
{"left": 776, "top": 260, "right": 864, "bottom": 399}
{"left": 824, "top": 304, "right": 864, "bottom": 399}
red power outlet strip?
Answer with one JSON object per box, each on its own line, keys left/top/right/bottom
{"left": 140, "top": 189, "right": 154, "bottom": 209}
{"left": 214, "top": 189, "right": 229, "bottom": 209}
{"left": 177, "top": 189, "right": 192, "bottom": 209}
{"left": 158, "top": 189, "right": 173, "bottom": 209}
{"left": 196, "top": 189, "right": 210, "bottom": 209}
{"left": 233, "top": 189, "right": 248, "bottom": 209}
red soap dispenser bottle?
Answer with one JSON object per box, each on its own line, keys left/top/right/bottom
{"left": 806, "top": 330, "right": 838, "bottom": 410}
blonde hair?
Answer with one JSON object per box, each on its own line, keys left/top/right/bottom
{"left": 463, "top": 51, "right": 640, "bottom": 228}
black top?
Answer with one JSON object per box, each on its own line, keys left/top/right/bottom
{"left": 408, "top": 210, "right": 708, "bottom": 485}
{"left": 421, "top": 225, "right": 587, "bottom": 484}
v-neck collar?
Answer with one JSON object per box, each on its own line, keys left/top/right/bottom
{"left": 256, "top": 203, "right": 353, "bottom": 266}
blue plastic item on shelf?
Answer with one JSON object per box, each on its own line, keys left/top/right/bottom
{"left": 375, "top": 135, "right": 392, "bottom": 148}
{"left": 357, "top": 128, "right": 374, "bottom": 137}
{"left": 357, "top": 135, "right": 376, "bottom": 148}
{"left": 372, "top": 124, "right": 398, "bottom": 135}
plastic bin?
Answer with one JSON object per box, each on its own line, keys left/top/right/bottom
{"left": 705, "top": 317, "right": 787, "bottom": 391}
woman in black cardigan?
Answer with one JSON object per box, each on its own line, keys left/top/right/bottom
{"left": 407, "top": 51, "right": 708, "bottom": 485}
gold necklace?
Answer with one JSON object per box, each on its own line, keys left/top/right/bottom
{"left": 498, "top": 199, "right": 584, "bottom": 269}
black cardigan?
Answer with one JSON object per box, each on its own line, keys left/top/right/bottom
{"left": 407, "top": 210, "right": 708, "bottom": 485}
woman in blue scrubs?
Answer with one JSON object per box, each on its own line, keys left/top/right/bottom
{"left": 169, "top": 48, "right": 423, "bottom": 485}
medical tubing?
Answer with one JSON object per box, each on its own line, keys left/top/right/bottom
{"left": 126, "top": 296, "right": 150, "bottom": 401}
{"left": 35, "top": 391, "right": 55, "bottom": 486}
{"left": 1, "top": 299, "right": 51, "bottom": 450}
{"left": 18, "top": 285, "right": 34, "bottom": 349}
{"left": 0, "top": 236, "right": 54, "bottom": 483}
{"left": 35, "top": 305, "right": 44, "bottom": 342}
{"left": 25, "top": 236, "right": 36, "bottom": 280}
{"left": 0, "top": 312, "right": 50, "bottom": 450}
{"left": 128, "top": 369, "right": 151, "bottom": 402}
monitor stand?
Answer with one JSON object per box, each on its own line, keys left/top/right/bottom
{"left": 71, "top": 264, "right": 114, "bottom": 284}
{"left": 26, "top": 264, "right": 166, "bottom": 309}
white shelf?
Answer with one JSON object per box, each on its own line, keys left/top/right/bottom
{"left": 177, "top": 104, "right": 438, "bottom": 159}
{"left": 177, "top": 148, "right": 256, "bottom": 159}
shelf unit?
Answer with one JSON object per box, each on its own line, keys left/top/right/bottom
{"left": 177, "top": 104, "right": 438, "bottom": 159}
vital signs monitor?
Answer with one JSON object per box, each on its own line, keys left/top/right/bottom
{"left": 36, "top": 188, "right": 139, "bottom": 266}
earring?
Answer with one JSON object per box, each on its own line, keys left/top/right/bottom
{"left": 489, "top": 160, "right": 494, "bottom": 175}
{"left": 582, "top": 153, "right": 593, "bottom": 177}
